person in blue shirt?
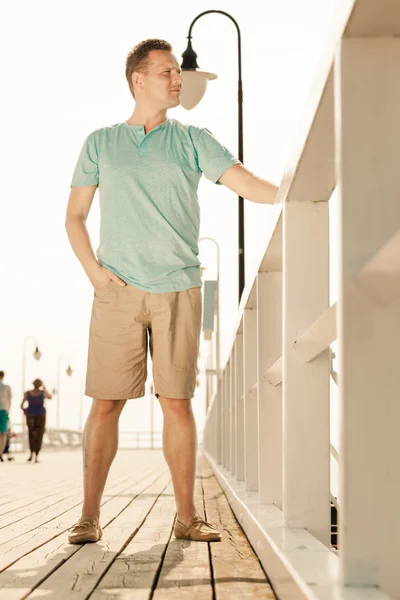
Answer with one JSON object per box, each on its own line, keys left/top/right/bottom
{"left": 21, "top": 378, "right": 52, "bottom": 463}
{"left": 66, "top": 38, "right": 278, "bottom": 544}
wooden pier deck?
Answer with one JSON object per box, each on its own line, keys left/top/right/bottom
{"left": 0, "top": 450, "right": 276, "bottom": 599}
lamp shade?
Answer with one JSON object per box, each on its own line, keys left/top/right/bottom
{"left": 180, "top": 70, "right": 218, "bottom": 110}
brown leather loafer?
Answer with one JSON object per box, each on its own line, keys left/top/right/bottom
{"left": 174, "top": 514, "right": 222, "bottom": 542}
{"left": 68, "top": 518, "right": 103, "bottom": 544}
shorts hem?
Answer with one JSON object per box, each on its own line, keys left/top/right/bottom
{"left": 155, "top": 390, "right": 195, "bottom": 399}
{"left": 84, "top": 388, "right": 145, "bottom": 400}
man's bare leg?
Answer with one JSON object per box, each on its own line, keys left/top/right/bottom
{"left": 158, "top": 396, "right": 197, "bottom": 523}
{"left": 80, "top": 398, "right": 126, "bottom": 520}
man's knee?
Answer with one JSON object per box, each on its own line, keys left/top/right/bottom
{"left": 91, "top": 399, "right": 126, "bottom": 417}
{"left": 158, "top": 396, "right": 193, "bottom": 417}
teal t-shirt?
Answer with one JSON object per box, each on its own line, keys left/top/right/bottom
{"left": 70, "top": 118, "right": 240, "bottom": 293}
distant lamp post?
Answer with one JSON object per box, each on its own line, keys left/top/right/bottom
{"left": 56, "top": 357, "right": 73, "bottom": 429}
{"left": 22, "top": 336, "right": 42, "bottom": 395}
{"left": 181, "top": 10, "right": 245, "bottom": 303}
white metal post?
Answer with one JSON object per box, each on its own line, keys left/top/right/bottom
{"left": 230, "top": 345, "right": 236, "bottom": 477}
{"left": 220, "top": 373, "right": 225, "bottom": 467}
{"left": 225, "top": 359, "right": 231, "bottom": 472}
{"left": 235, "top": 332, "right": 244, "bottom": 481}
{"left": 336, "top": 37, "right": 400, "bottom": 595}
{"left": 257, "top": 272, "right": 283, "bottom": 506}
{"left": 283, "top": 200, "right": 330, "bottom": 546}
{"left": 243, "top": 303, "right": 258, "bottom": 491}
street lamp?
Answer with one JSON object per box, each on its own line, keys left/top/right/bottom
{"left": 181, "top": 10, "right": 245, "bottom": 303}
{"left": 21, "top": 336, "right": 42, "bottom": 449}
{"left": 56, "top": 357, "right": 73, "bottom": 429}
{"left": 22, "top": 336, "right": 42, "bottom": 395}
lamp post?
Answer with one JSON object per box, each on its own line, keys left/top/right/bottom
{"left": 181, "top": 10, "right": 245, "bottom": 303}
{"left": 21, "top": 336, "right": 42, "bottom": 449}
{"left": 56, "top": 357, "right": 73, "bottom": 429}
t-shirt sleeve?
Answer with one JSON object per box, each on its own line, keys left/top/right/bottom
{"left": 194, "top": 128, "right": 241, "bottom": 185}
{"left": 70, "top": 132, "right": 99, "bottom": 187}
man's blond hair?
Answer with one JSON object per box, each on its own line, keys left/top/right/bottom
{"left": 125, "top": 39, "right": 173, "bottom": 98}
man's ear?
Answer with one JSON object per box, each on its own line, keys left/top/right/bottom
{"left": 132, "top": 71, "right": 144, "bottom": 93}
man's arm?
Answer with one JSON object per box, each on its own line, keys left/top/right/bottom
{"left": 218, "top": 164, "right": 279, "bottom": 205}
{"left": 65, "top": 186, "right": 125, "bottom": 289}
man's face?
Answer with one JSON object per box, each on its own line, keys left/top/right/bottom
{"left": 134, "top": 50, "right": 183, "bottom": 109}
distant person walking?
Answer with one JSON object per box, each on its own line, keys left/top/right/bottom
{"left": 0, "top": 371, "right": 12, "bottom": 459}
{"left": 21, "top": 379, "right": 52, "bottom": 463}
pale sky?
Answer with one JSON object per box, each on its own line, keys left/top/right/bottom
{"left": 0, "top": 0, "right": 336, "bottom": 433}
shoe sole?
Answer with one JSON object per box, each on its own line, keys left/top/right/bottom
{"left": 174, "top": 533, "right": 221, "bottom": 542}
{"left": 68, "top": 533, "right": 102, "bottom": 544}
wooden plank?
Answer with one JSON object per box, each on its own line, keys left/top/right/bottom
{"left": 0, "top": 480, "right": 78, "bottom": 517}
{"left": 200, "top": 457, "right": 276, "bottom": 599}
{"left": 0, "top": 477, "right": 125, "bottom": 529}
{"left": 0, "top": 468, "right": 151, "bottom": 545}
{"left": 0, "top": 492, "right": 83, "bottom": 541}
{"left": 0, "top": 462, "right": 169, "bottom": 599}
{"left": 152, "top": 461, "right": 212, "bottom": 599}
{"left": 0, "top": 454, "right": 166, "bottom": 572}
{"left": 0, "top": 470, "right": 158, "bottom": 573}
{"left": 93, "top": 483, "right": 176, "bottom": 600}
{"left": 25, "top": 471, "right": 171, "bottom": 600}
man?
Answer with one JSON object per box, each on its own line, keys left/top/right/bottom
{"left": 0, "top": 371, "right": 12, "bottom": 460}
{"left": 66, "top": 39, "right": 278, "bottom": 545}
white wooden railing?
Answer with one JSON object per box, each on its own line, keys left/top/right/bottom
{"left": 204, "top": 1, "right": 400, "bottom": 598}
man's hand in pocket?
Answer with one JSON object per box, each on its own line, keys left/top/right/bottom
{"left": 91, "top": 266, "right": 126, "bottom": 291}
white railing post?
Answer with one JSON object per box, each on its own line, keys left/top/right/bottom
{"left": 336, "top": 36, "right": 400, "bottom": 596}
{"left": 215, "top": 382, "right": 222, "bottom": 464}
{"left": 283, "top": 200, "right": 330, "bottom": 546}
{"left": 230, "top": 345, "right": 236, "bottom": 477}
{"left": 235, "top": 330, "right": 245, "bottom": 481}
{"left": 243, "top": 291, "right": 258, "bottom": 491}
{"left": 224, "top": 362, "right": 231, "bottom": 471}
{"left": 257, "top": 271, "right": 283, "bottom": 506}
{"left": 219, "top": 374, "right": 225, "bottom": 467}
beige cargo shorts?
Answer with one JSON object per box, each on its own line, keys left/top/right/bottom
{"left": 85, "top": 281, "right": 202, "bottom": 400}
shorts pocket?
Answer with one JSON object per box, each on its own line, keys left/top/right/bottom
{"left": 94, "top": 280, "right": 114, "bottom": 298}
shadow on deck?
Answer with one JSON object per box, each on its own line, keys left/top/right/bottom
{"left": 0, "top": 450, "right": 276, "bottom": 599}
